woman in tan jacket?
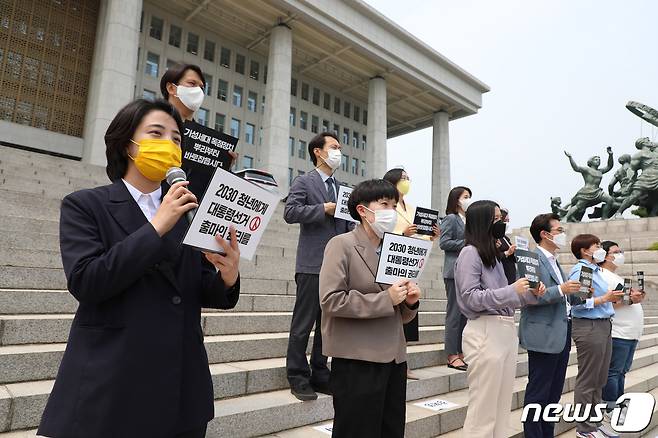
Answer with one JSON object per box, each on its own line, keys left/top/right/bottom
{"left": 320, "top": 179, "right": 421, "bottom": 438}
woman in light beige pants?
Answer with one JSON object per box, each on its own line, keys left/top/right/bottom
{"left": 454, "top": 200, "right": 543, "bottom": 437}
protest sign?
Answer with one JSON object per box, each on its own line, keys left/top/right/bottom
{"left": 182, "top": 167, "right": 278, "bottom": 261}
{"left": 375, "top": 233, "right": 433, "bottom": 285}
{"left": 515, "top": 249, "right": 540, "bottom": 289}
{"left": 413, "top": 207, "right": 439, "bottom": 236}
{"left": 334, "top": 185, "right": 358, "bottom": 223}
{"left": 514, "top": 236, "right": 530, "bottom": 251}
{"left": 637, "top": 271, "right": 645, "bottom": 292}
{"left": 575, "top": 266, "right": 594, "bottom": 300}
{"left": 622, "top": 278, "right": 633, "bottom": 305}
{"left": 181, "top": 120, "right": 238, "bottom": 199}
{"left": 312, "top": 423, "right": 333, "bottom": 435}
{"left": 413, "top": 398, "right": 459, "bottom": 412}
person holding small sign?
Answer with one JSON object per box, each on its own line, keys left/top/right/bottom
{"left": 454, "top": 201, "right": 545, "bottom": 438}
{"left": 160, "top": 63, "right": 238, "bottom": 166}
{"left": 520, "top": 213, "right": 584, "bottom": 438}
{"left": 598, "top": 241, "right": 645, "bottom": 423}
{"left": 383, "top": 167, "right": 439, "bottom": 379}
{"left": 320, "top": 179, "right": 420, "bottom": 438}
{"left": 284, "top": 132, "right": 354, "bottom": 401}
{"left": 38, "top": 99, "right": 241, "bottom": 438}
{"left": 568, "top": 234, "right": 624, "bottom": 438}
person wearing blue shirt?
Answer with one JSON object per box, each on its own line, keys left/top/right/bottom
{"left": 568, "top": 234, "right": 624, "bottom": 438}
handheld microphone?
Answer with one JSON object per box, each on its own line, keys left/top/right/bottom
{"left": 165, "top": 167, "right": 197, "bottom": 223}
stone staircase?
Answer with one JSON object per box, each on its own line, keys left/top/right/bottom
{"left": 1, "top": 144, "right": 657, "bottom": 437}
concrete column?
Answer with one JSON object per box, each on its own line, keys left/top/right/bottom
{"left": 82, "top": 0, "right": 142, "bottom": 166}
{"left": 260, "top": 24, "right": 292, "bottom": 195}
{"left": 431, "top": 111, "right": 450, "bottom": 211}
{"left": 366, "top": 76, "right": 387, "bottom": 179}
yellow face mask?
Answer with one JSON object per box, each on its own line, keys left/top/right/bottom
{"left": 397, "top": 179, "right": 411, "bottom": 196}
{"left": 128, "top": 138, "right": 182, "bottom": 182}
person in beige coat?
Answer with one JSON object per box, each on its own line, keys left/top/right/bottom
{"left": 320, "top": 179, "right": 421, "bottom": 438}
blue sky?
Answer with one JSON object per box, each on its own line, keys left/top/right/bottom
{"left": 369, "top": 0, "right": 658, "bottom": 227}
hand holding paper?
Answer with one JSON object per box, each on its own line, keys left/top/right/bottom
{"left": 405, "top": 282, "right": 421, "bottom": 306}
{"left": 388, "top": 279, "right": 409, "bottom": 306}
{"left": 513, "top": 278, "right": 530, "bottom": 295}
{"left": 403, "top": 225, "right": 418, "bottom": 237}
{"left": 530, "top": 281, "right": 546, "bottom": 297}
{"left": 560, "top": 280, "right": 581, "bottom": 295}
{"left": 203, "top": 226, "right": 240, "bottom": 288}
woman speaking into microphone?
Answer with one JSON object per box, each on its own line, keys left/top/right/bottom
{"left": 37, "top": 99, "right": 240, "bottom": 438}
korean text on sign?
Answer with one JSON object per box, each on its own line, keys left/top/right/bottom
{"left": 182, "top": 167, "right": 279, "bottom": 261}
{"left": 375, "top": 233, "right": 433, "bottom": 285}
{"left": 334, "top": 185, "right": 358, "bottom": 223}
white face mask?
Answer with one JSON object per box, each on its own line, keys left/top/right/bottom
{"left": 175, "top": 85, "right": 205, "bottom": 112}
{"left": 590, "top": 247, "right": 607, "bottom": 263}
{"left": 363, "top": 207, "right": 398, "bottom": 238}
{"left": 612, "top": 253, "right": 625, "bottom": 266}
{"left": 321, "top": 149, "right": 342, "bottom": 171}
{"left": 550, "top": 232, "right": 567, "bottom": 248}
{"left": 459, "top": 198, "right": 473, "bottom": 211}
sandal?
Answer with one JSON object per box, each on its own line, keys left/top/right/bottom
{"left": 447, "top": 357, "right": 468, "bottom": 371}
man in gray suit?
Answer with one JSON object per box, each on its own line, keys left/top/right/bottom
{"left": 284, "top": 132, "right": 354, "bottom": 401}
{"left": 520, "top": 213, "right": 583, "bottom": 438}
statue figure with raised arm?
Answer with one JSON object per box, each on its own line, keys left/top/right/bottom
{"left": 613, "top": 137, "right": 658, "bottom": 217}
{"left": 563, "top": 147, "right": 615, "bottom": 222}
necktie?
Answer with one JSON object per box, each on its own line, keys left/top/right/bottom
{"left": 326, "top": 177, "right": 336, "bottom": 202}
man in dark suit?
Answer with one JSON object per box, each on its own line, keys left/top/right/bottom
{"left": 519, "top": 213, "right": 583, "bottom": 438}
{"left": 284, "top": 132, "right": 353, "bottom": 401}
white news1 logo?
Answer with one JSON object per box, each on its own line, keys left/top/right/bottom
{"left": 521, "top": 393, "right": 656, "bottom": 432}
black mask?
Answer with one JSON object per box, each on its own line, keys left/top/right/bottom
{"left": 492, "top": 221, "right": 507, "bottom": 239}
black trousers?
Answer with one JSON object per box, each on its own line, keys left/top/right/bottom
{"left": 286, "top": 273, "right": 330, "bottom": 388}
{"left": 403, "top": 313, "right": 419, "bottom": 342}
{"left": 174, "top": 423, "right": 207, "bottom": 438}
{"left": 523, "top": 320, "right": 572, "bottom": 438}
{"left": 330, "top": 358, "right": 407, "bottom": 438}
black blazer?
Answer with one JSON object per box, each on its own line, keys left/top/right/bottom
{"left": 38, "top": 181, "right": 240, "bottom": 438}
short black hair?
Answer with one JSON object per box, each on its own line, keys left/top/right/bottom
{"left": 308, "top": 132, "right": 339, "bottom": 165}
{"left": 347, "top": 179, "right": 399, "bottom": 222}
{"left": 446, "top": 186, "right": 472, "bottom": 215}
{"left": 464, "top": 200, "right": 501, "bottom": 268}
{"left": 105, "top": 99, "right": 183, "bottom": 181}
{"left": 383, "top": 168, "right": 405, "bottom": 187}
{"left": 571, "top": 234, "right": 601, "bottom": 259}
{"left": 530, "top": 213, "right": 560, "bottom": 243}
{"left": 602, "top": 240, "right": 619, "bottom": 254}
{"left": 160, "top": 63, "right": 206, "bottom": 100}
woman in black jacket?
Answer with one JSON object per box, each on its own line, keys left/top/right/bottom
{"left": 38, "top": 99, "right": 240, "bottom": 438}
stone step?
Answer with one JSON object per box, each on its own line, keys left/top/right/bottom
{"left": 0, "top": 265, "right": 301, "bottom": 293}
{"left": 267, "top": 348, "right": 658, "bottom": 438}
{"left": 2, "top": 322, "right": 658, "bottom": 388}
{"left": 0, "top": 167, "right": 114, "bottom": 192}
{"left": 2, "top": 336, "right": 658, "bottom": 435}
{"left": 0, "top": 310, "right": 452, "bottom": 346}
{"left": 0, "top": 324, "right": 462, "bottom": 384}
{"left": 0, "top": 341, "right": 445, "bottom": 432}
{"left": 0, "top": 289, "right": 449, "bottom": 315}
